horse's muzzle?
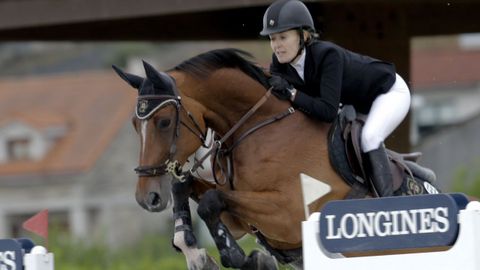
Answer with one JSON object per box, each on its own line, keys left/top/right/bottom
{"left": 135, "top": 176, "right": 172, "bottom": 212}
{"left": 137, "top": 191, "right": 168, "bottom": 212}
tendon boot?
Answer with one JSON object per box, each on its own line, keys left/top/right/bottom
{"left": 366, "top": 146, "right": 393, "bottom": 197}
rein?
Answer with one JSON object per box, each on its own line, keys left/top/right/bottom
{"left": 134, "top": 87, "right": 296, "bottom": 186}
{"left": 189, "top": 88, "right": 276, "bottom": 173}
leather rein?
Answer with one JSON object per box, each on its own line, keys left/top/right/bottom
{"left": 134, "top": 87, "right": 295, "bottom": 186}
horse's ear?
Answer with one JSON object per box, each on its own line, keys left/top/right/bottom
{"left": 143, "top": 60, "right": 176, "bottom": 95}
{"left": 112, "top": 65, "right": 143, "bottom": 89}
{"left": 142, "top": 60, "right": 163, "bottom": 84}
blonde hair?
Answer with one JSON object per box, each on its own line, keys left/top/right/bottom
{"left": 304, "top": 29, "right": 319, "bottom": 45}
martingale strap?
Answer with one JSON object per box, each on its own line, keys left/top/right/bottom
{"left": 227, "top": 106, "right": 295, "bottom": 152}
{"left": 187, "top": 88, "right": 276, "bottom": 175}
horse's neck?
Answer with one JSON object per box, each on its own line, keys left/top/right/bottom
{"left": 197, "top": 70, "right": 287, "bottom": 136}
{"left": 175, "top": 68, "right": 290, "bottom": 139}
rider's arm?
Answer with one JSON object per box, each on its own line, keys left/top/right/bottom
{"left": 291, "top": 48, "right": 343, "bottom": 123}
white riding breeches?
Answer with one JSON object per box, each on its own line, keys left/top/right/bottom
{"left": 361, "top": 73, "right": 411, "bottom": 152}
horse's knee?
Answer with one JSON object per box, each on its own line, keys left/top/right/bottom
{"left": 197, "top": 190, "right": 225, "bottom": 221}
{"left": 172, "top": 181, "right": 190, "bottom": 197}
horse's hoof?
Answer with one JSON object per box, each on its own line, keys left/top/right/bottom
{"left": 255, "top": 250, "right": 278, "bottom": 270}
{"left": 199, "top": 254, "right": 219, "bottom": 270}
{"left": 187, "top": 248, "right": 219, "bottom": 270}
{"left": 220, "top": 247, "right": 246, "bottom": 268}
{"left": 241, "top": 250, "right": 278, "bottom": 270}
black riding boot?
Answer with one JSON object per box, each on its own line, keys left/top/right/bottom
{"left": 366, "top": 147, "right": 393, "bottom": 197}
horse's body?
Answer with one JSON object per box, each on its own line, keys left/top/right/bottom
{"left": 172, "top": 66, "right": 349, "bottom": 245}
{"left": 113, "top": 49, "right": 437, "bottom": 270}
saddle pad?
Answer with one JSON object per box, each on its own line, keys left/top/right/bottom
{"left": 327, "top": 114, "right": 363, "bottom": 187}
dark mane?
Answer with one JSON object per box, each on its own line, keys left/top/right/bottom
{"left": 172, "top": 48, "right": 270, "bottom": 88}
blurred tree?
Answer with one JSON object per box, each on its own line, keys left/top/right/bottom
{"left": 451, "top": 159, "right": 480, "bottom": 198}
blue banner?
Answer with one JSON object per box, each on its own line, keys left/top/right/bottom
{"left": 0, "top": 239, "right": 23, "bottom": 270}
{"left": 319, "top": 193, "right": 467, "bottom": 253}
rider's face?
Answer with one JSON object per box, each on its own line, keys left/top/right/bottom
{"left": 269, "top": 30, "right": 300, "bottom": 64}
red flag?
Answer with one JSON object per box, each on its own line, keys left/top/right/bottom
{"left": 22, "top": 209, "right": 48, "bottom": 240}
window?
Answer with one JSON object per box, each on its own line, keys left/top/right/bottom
{"left": 6, "top": 137, "right": 30, "bottom": 161}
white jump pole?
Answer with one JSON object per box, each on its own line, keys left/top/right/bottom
{"left": 24, "top": 245, "right": 54, "bottom": 270}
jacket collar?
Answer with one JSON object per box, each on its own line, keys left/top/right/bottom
{"left": 290, "top": 49, "right": 306, "bottom": 80}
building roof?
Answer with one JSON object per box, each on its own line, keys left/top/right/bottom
{"left": 0, "top": 110, "right": 68, "bottom": 130}
{"left": 411, "top": 48, "right": 480, "bottom": 90}
{"left": 0, "top": 71, "right": 136, "bottom": 176}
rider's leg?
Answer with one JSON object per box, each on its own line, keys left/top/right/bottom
{"left": 361, "top": 73, "right": 411, "bottom": 197}
{"left": 365, "top": 146, "right": 393, "bottom": 197}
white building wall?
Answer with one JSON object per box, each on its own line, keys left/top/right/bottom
{"left": 0, "top": 121, "right": 171, "bottom": 247}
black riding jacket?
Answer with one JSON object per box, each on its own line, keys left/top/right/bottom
{"left": 270, "top": 40, "right": 396, "bottom": 121}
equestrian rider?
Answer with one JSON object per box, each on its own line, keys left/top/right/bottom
{"left": 260, "top": 0, "right": 411, "bottom": 197}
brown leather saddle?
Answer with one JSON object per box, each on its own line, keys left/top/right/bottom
{"left": 328, "top": 105, "right": 438, "bottom": 198}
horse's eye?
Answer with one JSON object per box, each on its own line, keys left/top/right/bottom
{"left": 157, "top": 118, "right": 172, "bottom": 129}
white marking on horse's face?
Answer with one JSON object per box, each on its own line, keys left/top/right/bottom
{"left": 141, "top": 120, "right": 148, "bottom": 155}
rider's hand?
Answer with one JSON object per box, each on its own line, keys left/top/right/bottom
{"left": 268, "top": 75, "right": 294, "bottom": 101}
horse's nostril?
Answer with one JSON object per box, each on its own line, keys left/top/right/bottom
{"left": 147, "top": 192, "right": 162, "bottom": 207}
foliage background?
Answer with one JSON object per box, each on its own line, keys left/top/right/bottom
{"left": 41, "top": 227, "right": 293, "bottom": 270}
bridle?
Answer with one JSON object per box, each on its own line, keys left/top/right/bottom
{"left": 134, "top": 86, "right": 296, "bottom": 187}
{"left": 133, "top": 91, "right": 208, "bottom": 182}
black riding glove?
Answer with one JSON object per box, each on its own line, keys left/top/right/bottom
{"left": 268, "top": 75, "right": 294, "bottom": 100}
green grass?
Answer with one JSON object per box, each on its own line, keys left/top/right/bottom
{"left": 46, "top": 229, "right": 293, "bottom": 269}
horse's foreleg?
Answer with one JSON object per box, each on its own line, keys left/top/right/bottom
{"left": 197, "top": 189, "right": 278, "bottom": 270}
{"left": 220, "top": 190, "right": 304, "bottom": 268}
{"left": 172, "top": 180, "right": 219, "bottom": 270}
{"left": 222, "top": 190, "right": 304, "bottom": 245}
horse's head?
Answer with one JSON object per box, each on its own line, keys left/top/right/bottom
{"left": 113, "top": 61, "right": 207, "bottom": 212}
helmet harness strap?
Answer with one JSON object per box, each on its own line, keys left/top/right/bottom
{"left": 290, "top": 27, "right": 305, "bottom": 64}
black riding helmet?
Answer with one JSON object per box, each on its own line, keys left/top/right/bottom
{"left": 261, "top": 0, "right": 316, "bottom": 63}
{"left": 260, "top": 0, "right": 315, "bottom": 36}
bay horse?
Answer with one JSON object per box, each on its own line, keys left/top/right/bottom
{"left": 112, "top": 49, "right": 440, "bottom": 270}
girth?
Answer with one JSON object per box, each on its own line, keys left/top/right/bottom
{"left": 252, "top": 228, "right": 303, "bottom": 265}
